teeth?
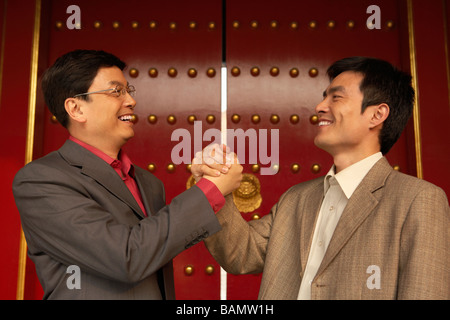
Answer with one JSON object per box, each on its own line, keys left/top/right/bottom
{"left": 119, "top": 115, "right": 133, "bottom": 122}
{"left": 318, "top": 121, "right": 332, "bottom": 126}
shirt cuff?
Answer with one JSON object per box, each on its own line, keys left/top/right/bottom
{"left": 195, "top": 178, "right": 226, "bottom": 213}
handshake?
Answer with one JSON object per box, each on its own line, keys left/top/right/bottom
{"left": 191, "top": 143, "right": 243, "bottom": 196}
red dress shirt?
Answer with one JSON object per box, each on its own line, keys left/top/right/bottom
{"left": 69, "top": 136, "right": 225, "bottom": 216}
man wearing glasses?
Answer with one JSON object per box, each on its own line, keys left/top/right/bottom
{"left": 12, "top": 50, "right": 242, "bottom": 300}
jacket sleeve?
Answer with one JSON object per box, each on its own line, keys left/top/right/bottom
{"left": 397, "top": 184, "right": 450, "bottom": 299}
{"left": 13, "top": 161, "right": 221, "bottom": 284}
{"left": 204, "top": 193, "right": 276, "bottom": 274}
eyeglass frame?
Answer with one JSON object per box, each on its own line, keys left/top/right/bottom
{"left": 73, "top": 84, "right": 136, "bottom": 99}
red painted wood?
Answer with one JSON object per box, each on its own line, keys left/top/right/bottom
{"left": 0, "top": 0, "right": 37, "bottom": 300}
{"left": 1, "top": 0, "right": 448, "bottom": 300}
{"left": 225, "top": 0, "right": 412, "bottom": 300}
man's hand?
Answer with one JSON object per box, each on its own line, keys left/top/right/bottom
{"left": 191, "top": 144, "right": 232, "bottom": 181}
{"left": 191, "top": 144, "right": 243, "bottom": 196}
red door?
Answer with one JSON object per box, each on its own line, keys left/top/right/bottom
{"left": 223, "top": 0, "right": 412, "bottom": 299}
{"left": 26, "top": 0, "right": 224, "bottom": 300}
{"left": 8, "top": 0, "right": 448, "bottom": 300}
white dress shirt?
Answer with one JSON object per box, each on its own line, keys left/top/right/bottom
{"left": 297, "top": 152, "right": 383, "bottom": 300}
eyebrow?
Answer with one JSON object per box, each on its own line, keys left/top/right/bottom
{"left": 323, "top": 85, "right": 346, "bottom": 98}
{"left": 108, "top": 80, "right": 129, "bottom": 87}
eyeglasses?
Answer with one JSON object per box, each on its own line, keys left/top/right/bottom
{"left": 73, "top": 84, "right": 136, "bottom": 98}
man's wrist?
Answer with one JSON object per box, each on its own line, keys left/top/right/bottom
{"left": 195, "top": 178, "right": 226, "bottom": 213}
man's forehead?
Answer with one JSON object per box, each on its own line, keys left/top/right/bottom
{"left": 324, "top": 71, "right": 363, "bottom": 94}
{"left": 93, "top": 66, "right": 127, "bottom": 86}
{"left": 323, "top": 85, "right": 347, "bottom": 97}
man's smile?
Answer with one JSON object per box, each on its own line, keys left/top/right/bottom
{"left": 118, "top": 114, "right": 134, "bottom": 122}
{"left": 318, "top": 120, "right": 333, "bottom": 127}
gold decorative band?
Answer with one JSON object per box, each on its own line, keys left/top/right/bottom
{"left": 407, "top": 0, "right": 423, "bottom": 179}
{"left": 17, "top": 0, "right": 41, "bottom": 300}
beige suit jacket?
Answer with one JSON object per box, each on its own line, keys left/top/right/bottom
{"left": 205, "top": 157, "right": 450, "bottom": 299}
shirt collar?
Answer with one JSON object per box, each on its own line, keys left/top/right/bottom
{"left": 324, "top": 152, "right": 383, "bottom": 199}
{"left": 69, "top": 136, "right": 134, "bottom": 176}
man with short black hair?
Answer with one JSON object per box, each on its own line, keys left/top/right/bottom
{"left": 13, "top": 49, "right": 242, "bottom": 300}
{"left": 193, "top": 57, "right": 449, "bottom": 299}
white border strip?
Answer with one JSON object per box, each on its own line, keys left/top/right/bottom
{"left": 220, "top": 65, "right": 227, "bottom": 145}
{"left": 220, "top": 65, "right": 227, "bottom": 300}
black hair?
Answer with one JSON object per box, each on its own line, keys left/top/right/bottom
{"left": 327, "top": 56, "right": 415, "bottom": 154}
{"left": 41, "top": 49, "right": 126, "bottom": 128}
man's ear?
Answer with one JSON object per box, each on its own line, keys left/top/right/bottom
{"left": 64, "top": 98, "right": 87, "bottom": 124}
{"left": 369, "top": 103, "right": 389, "bottom": 129}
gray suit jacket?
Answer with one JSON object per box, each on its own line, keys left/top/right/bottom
{"left": 205, "top": 157, "right": 450, "bottom": 299}
{"left": 13, "top": 140, "right": 221, "bottom": 299}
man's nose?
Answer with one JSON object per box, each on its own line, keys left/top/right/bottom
{"left": 125, "top": 94, "right": 136, "bottom": 109}
{"left": 315, "top": 98, "right": 329, "bottom": 115}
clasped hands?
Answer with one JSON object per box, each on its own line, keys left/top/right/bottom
{"left": 191, "top": 144, "right": 243, "bottom": 196}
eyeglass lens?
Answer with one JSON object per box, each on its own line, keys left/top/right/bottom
{"left": 114, "top": 85, "right": 136, "bottom": 97}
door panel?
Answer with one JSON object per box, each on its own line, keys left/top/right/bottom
{"left": 24, "top": 0, "right": 414, "bottom": 299}
{"left": 224, "top": 0, "right": 411, "bottom": 299}
{"left": 34, "top": 0, "right": 223, "bottom": 300}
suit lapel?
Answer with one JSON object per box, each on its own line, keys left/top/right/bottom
{"left": 299, "top": 179, "right": 325, "bottom": 272}
{"left": 134, "top": 168, "right": 157, "bottom": 217}
{"left": 315, "top": 157, "right": 392, "bottom": 277}
{"left": 59, "top": 140, "right": 146, "bottom": 219}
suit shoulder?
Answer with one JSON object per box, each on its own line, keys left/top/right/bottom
{"left": 14, "top": 151, "right": 63, "bottom": 180}
{"left": 12, "top": 151, "right": 74, "bottom": 199}
{"left": 388, "top": 170, "right": 442, "bottom": 190}
{"left": 387, "top": 170, "right": 449, "bottom": 202}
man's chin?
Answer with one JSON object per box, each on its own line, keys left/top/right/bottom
{"left": 123, "top": 131, "right": 135, "bottom": 142}
{"left": 313, "top": 136, "right": 323, "bottom": 149}
{"left": 314, "top": 137, "right": 331, "bottom": 153}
